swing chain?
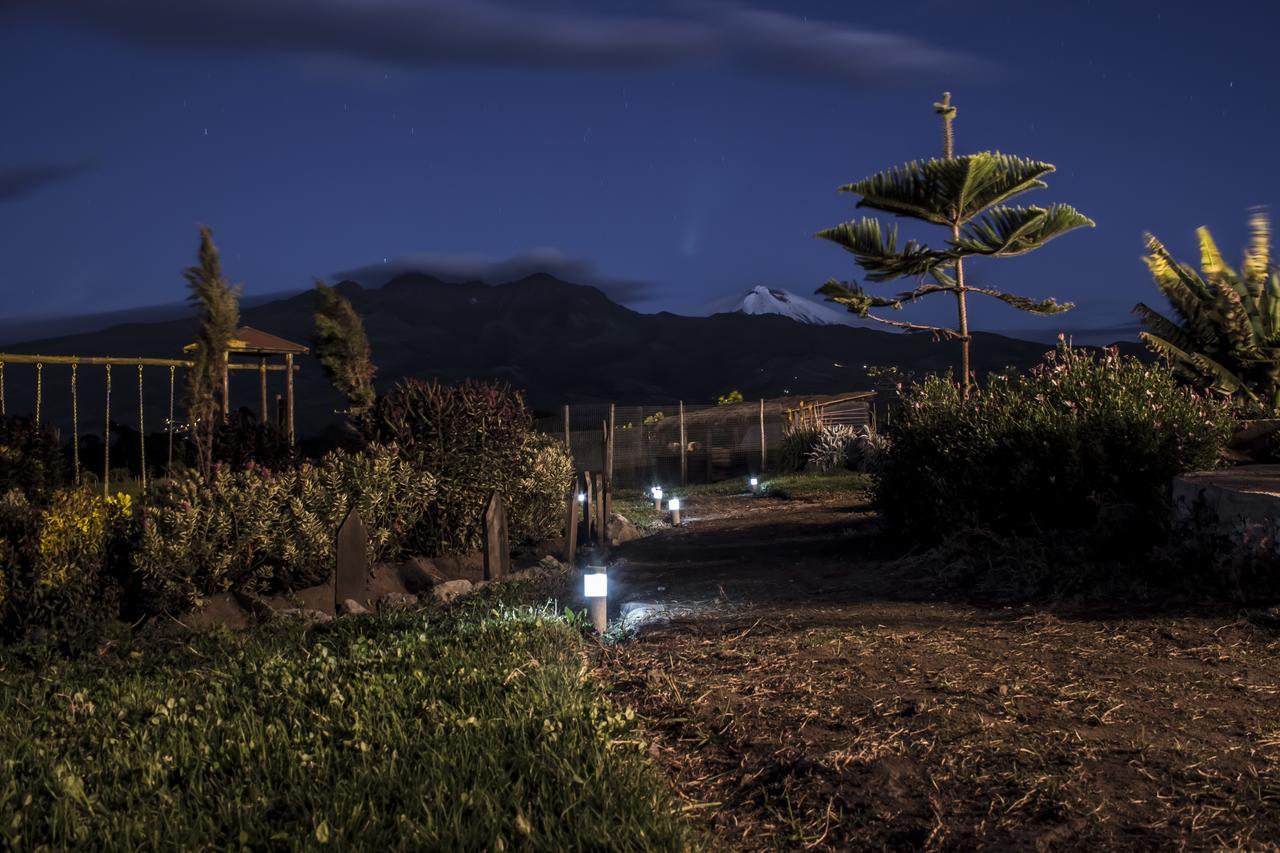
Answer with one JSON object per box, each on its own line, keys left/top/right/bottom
{"left": 34, "top": 362, "right": 42, "bottom": 424}
{"left": 71, "top": 361, "right": 80, "bottom": 480}
{"left": 0, "top": 360, "right": 6, "bottom": 416}
{"left": 137, "top": 364, "right": 146, "bottom": 493}
{"left": 167, "top": 364, "right": 176, "bottom": 470}
{"left": 103, "top": 364, "right": 111, "bottom": 499}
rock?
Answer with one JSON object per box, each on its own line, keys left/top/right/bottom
{"left": 399, "top": 557, "right": 446, "bottom": 592}
{"left": 338, "top": 598, "right": 370, "bottom": 616}
{"left": 376, "top": 592, "right": 419, "bottom": 612}
{"left": 607, "top": 512, "right": 644, "bottom": 546}
{"left": 538, "top": 555, "right": 567, "bottom": 572}
{"left": 278, "top": 608, "right": 333, "bottom": 626}
{"left": 431, "top": 579, "right": 473, "bottom": 604}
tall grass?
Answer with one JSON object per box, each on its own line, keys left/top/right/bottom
{"left": 0, "top": 607, "right": 695, "bottom": 850}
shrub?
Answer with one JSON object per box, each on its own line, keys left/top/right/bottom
{"left": 778, "top": 426, "right": 820, "bottom": 472}
{"left": 133, "top": 445, "right": 436, "bottom": 612}
{"left": 878, "top": 344, "right": 1233, "bottom": 546}
{"left": 212, "top": 410, "right": 298, "bottom": 471}
{"left": 361, "top": 379, "right": 531, "bottom": 556}
{"left": 808, "top": 425, "right": 857, "bottom": 472}
{"left": 509, "top": 433, "right": 574, "bottom": 544}
{"left": 849, "top": 426, "right": 890, "bottom": 474}
{"left": 0, "top": 488, "right": 130, "bottom": 642}
{"left": 0, "top": 415, "right": 67, "bottom": 504}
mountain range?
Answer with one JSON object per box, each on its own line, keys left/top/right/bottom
{"left": 0, "top": 273, "right": 1145, "bottom": 438}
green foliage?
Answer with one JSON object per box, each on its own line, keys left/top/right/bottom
{"left": 508, "top": 433, "right": 574, "bottom": 544}
{"left": 1136, "top": 211, "right": 1280, "bottom": 412}
{"left": 877, "top": 345, "right": 1233, "bottom": 545}
{"left": 184, "top": 226, "right": 241, "bottom": 478}
{"left": 817, "top": 95, "right": 1091, "bottom": 389}
{"left": 134, "top": 446, "right": 436, "bottom": 612}
{"left": 0, "top": 415, "right": 67, "bottom": 504}
{"left": 0, "top": 610, "right": 696, "bottom": 849}
{"left": 716, "top": 389, "right": 744, "bottom": 405}
{"left": 779, "top": 426, "right": 820, "bottom": 472}
{"left": 312, "top": 281, "right": 377, "bottom": 418}
{"left": 0, "top": 488, "right": 130, "bottom": 643}
{"left": 808, "top": 425, "right": 858, "bottom": 472}
{"left": 361, "top": 379, "right": 531, "bottom": 556}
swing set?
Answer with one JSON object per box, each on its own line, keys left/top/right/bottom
{"left": 0, "top": 326, "right": 307, "bottom": 497}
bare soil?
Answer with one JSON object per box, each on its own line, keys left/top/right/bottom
{"left": 598, "top": 492, "right": 1280, "bottom": 851}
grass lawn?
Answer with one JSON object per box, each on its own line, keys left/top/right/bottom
{"left": 0, "top": 594, "right": 697, "bottom": 850}
{"left": 614, "top": 471, "right": 873, "bottom": 529}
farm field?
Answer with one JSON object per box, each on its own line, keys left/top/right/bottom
{"left": 600, "top": 486, "right": 1280, "bottom": 850}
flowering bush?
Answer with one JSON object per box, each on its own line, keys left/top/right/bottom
{"left": 877, "top": 343, "right": 1234, "bottom": 544}
{"left": 133, "top": 445, "right": 436, "bottom": 612}
{"left": 508, "top": 433, "right": 574, "bottom": 544}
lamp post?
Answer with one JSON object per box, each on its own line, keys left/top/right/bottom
{"left": 651, "top": 486, "right": 663, "bottom": 511}
{"left": 749, "top": 476, "right": 760, "bottom": 495}
{"left": 583, "top": 566, "right": 608, "bottom": 633}
{"left": 669, "top": 497, "right": 682, "bottom": 526}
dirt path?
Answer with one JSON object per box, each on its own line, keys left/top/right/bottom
{"left": 598, "top": 493, "right": 1280, "bottom": 851}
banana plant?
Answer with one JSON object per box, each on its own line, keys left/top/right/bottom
{"left": 817, "top": 92, "right": 1092, "bottom": 395}
{"left": 1135, "top": 211, "right": 1280, "bottom": 412}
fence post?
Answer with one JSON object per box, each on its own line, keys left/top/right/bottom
{"left": 679, "top": 400, "right": 687, "bottom": 486}
{"left": 595, "top": 472, "right": 608, "bottom": 553}
{"left": 564, "top": 484, "right": 579, "bottom": 565}
{"left": 563, "top": 404, "right": 571, "bottom": 451}
{"left": 606, "top": 403, "right": 615, "bottom": 520}
{"left": 482, "top": 490, "right": 510, "bottom": 581}
{"left": 584, "top": 471, "right": 595, "bottom": 544}
{"left": 335, "top": 508, "right": 368, "bottom": 609}
{"left": 759, "top": 398, "right": 767, "bottom": 473}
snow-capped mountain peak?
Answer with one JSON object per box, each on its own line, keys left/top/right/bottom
{"left": 703, "top": 285, "right": 857, "bottom": 326}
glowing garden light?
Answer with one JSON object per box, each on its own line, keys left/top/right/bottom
{"left": 578, "top": 492, "right": 586, "bottom": 503}
{"left": 749, "top": 476, "right": 759, "bottom": 495}
{"left": 668, "top": 497, "right": 682, "bottom": 526}
{"left": 583, "top": 566, "right": 608, "bottom": 632}
{"left": 651, "top": 486, "right": 663, "bottom": 510}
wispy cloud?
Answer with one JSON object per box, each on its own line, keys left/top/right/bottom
{"left": 0, "top": 160, "right": 96, "bottom": 202}
{"left": 7, "top": 0, "right": 981, "bottom": 85}
{"left": 333, "top": 247, "right": 659, "bottom": 304}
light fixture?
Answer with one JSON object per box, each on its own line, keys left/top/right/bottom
{"left": 749, "top": 476, "right": 760, "bottom": 494}
{"left": 651, "top": 486, "right": 663, "bottom": 510}
{"left": 669, "top": 497, "right": 682, "bottom": 526}
{"left": 583, "top": 571, "right": 608, "bottom": 598}
{"left": 578, "top": 492, "right": 586, "bottom": 503}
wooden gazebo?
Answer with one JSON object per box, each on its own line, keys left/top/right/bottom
{"left": 184, "top": 326, "right": 308, "bottom": 444}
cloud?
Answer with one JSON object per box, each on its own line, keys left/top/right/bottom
{"left": 7, "top": 0, "right": 981, "bottom": 84}
{"left": 0, "top": 160, "right": 96, "bottom": 202}
{"left": 332, "top": 247, "right": 661, "bottom": 304}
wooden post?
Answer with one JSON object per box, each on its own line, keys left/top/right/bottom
{"left": 759, "top": 398, "right": 767, "bottom": 473}
{"left": 564, "top": 484, "right": 580, "bottom": 565}
{"left": 276, "top": 393, "right": 285, "bottom": 429}
{"left": 482, "top": 490, "right": 510, "bottom": 581}
{"left": 595, "top": 472, "right": 608, "bottom": 553}
{"left": 606, "top": 404, "right": 615, "bottom": 520}
{"left": 705, "top": 426, "right": 712, "bottom": 482}
{"left": 285, "top": 352, "right": 295, "bottom": 446}
{"left": 221, "top": 353, "right": 230, "bottom": 422}
{"left": 679, "top": 400, "right": 687, "bottom": 486}
{"left": 335, "top": 508, "right": 368, "bottom": 609}
{"left": 563, "top": 404, "right": 571, "bottom": 451}
{"left": 259, "top": 357, "right": 268, "bottom": 423}
{"left": 584, "top": 471, "right": 595, "bottom": 544}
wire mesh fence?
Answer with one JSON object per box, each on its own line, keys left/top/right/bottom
{"left": 536, "top": 394, "right": 873, "bottom": 489}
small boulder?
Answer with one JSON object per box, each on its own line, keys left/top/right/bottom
{"left": 432, "top": 579, "right": 473, "bottom": 604}
{"left": 338, "top": 598, "right": 370, "bottom": 616}
{"left": 607, "top": 512, "right": 643, "bottom": 546}
{"left": 278, "top": 608, "right": 333, "bottom": 626}
{"left": 377, "top": 592, "right": 419, "bottom": 612}
{"left": 399, "top": 556, "right": 446, "bottom": 593}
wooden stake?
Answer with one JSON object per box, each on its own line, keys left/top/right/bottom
{"left": 259, "top": 357, "right": 268, "bottom": 423}
{"left": 760, "top": 398, "right": 767, "bottom": 473}
{"left": 564, "top": 484, "right": 580, "bottom": 565}
{"left": 482, "top": 491, "right": 510, "bottom": 581}
{"left": 335, "top": 508, "right": 368, "bottom": 609}
{"left": 563, "top": 404, "right": 571, "bottom": 451}
{"left": 679, "top": 400, "right": 687, "bottom": 486}
{"left": 285, "top": 352, "right": 295, "bottom": 446}
{"left": 606, "top": 403, "right": 615, "bottom": 520}
{"left": 595, "top": 472, "right": 608, "bottom": 553}
{"left": 584, "top": 471, "right": 595, "bottom": 544}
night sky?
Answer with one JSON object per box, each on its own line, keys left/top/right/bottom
{"left": 2, "top": 0, "right": 1278, "bottom": 337}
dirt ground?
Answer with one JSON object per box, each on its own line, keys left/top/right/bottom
{"left": 598, "top": 492, "right": 1280, "bottom": 851}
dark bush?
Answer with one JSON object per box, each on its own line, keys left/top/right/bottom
{"left": 0, "top": 415, "right": 67, "bottom": 504}
{"left": 778, "top": 426, "right": 820, "bottom": 472}
{"left": 877, "top": 345, "right": 1234, "bottom": 548}
{"left": 212, "top": 409, "right": 298, "bottom": 471}
{"left": 360, "top": 379, "right": 532, "bottom": 555}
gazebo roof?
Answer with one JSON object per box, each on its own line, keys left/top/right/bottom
{"left": 184, "top": 326, "right": 309, "bottom": 356}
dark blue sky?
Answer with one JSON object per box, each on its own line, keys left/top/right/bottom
{"left": 2, "top": 0, "right": 1277, "bottom": 336}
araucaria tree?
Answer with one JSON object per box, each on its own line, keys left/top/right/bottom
{"left": 312, "top": 281, "right": 377, "bottom": 419}
{"left": 1136, "top": 211, "right": 1280, "bottom": 412}
{"left": 817, "top": 92, "right": 1093, "bottom": 394}
{"left": 185, "top": 226, "right": 240, "bottom": 478}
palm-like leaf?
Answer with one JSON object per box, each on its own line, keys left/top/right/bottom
{"left": 1137, "top": 215, "right": 1280, "bottom": 410}
{"left": 843, "top": 152, "right": 1054, "bottom": 225}
{"left": 952, "top": 204, "right": 1094, "bottom": 257}
{"left": 816, "top": 218, "right": 954, "bottom": 281}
